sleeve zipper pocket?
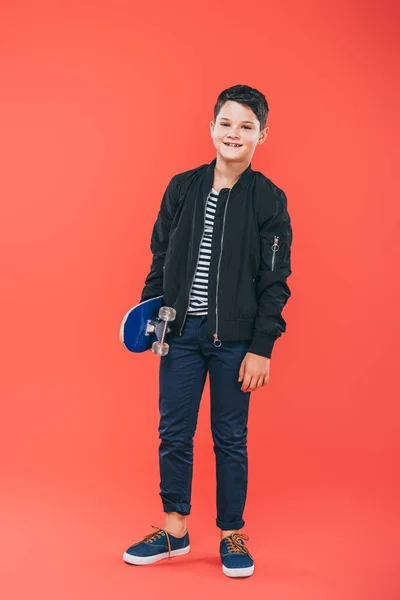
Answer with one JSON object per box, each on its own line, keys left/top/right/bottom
{"left": 271, "top": 235, "right": 279, "bottom": 271}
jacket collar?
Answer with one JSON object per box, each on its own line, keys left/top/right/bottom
{"left": 203, "top": 156, "right": 254, "bottom": 196}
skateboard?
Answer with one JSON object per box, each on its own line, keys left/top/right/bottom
{"left": 119, "top": 295, "right": 177, "bottom": 355}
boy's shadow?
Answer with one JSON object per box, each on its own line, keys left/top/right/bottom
{"left": 155, "top": 554, "right": 220, "bottom": 568}
{"left": 156, "top": 555, "right": 312, "bottom": 581}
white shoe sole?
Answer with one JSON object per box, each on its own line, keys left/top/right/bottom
{"left": 222, "top": 564, "right": 255, "bottom": 578}
{"left": 123, "top": 545, "right": 190, "bottom": 565}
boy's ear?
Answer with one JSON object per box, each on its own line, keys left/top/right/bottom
{"left": 210, "top": 120, "right": 217, "bottom": 140}
{"left": 259, "top": 126, "right": 269, "bottom": 144}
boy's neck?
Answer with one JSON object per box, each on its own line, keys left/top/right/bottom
{"left": 213, "top": 155, "right": 251, "bottom": 190}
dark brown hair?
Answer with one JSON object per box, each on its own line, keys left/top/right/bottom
{"left": 213, "top": 84, "right": 269, "bottom": 130}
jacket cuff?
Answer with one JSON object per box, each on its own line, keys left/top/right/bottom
{"left": 248, "top": 333, "right": 276, "bottom": 359}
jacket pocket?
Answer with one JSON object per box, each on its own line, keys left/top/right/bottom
{"left": 163, "top": 251, "right": 171, "bottom": 270}
{"left": 239, "top": 278, "right": 258, "bottom": 319}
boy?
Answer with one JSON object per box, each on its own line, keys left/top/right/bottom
{"left": 123, "top": 84, "right": 293, "bottom": 578}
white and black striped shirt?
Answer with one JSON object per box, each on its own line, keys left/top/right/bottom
{"left": 187, "top": 188, "right": 219, "bottom": 315}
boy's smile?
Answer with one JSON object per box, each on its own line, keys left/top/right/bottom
{"left": 210, "top": 100, "right": 268, "bottom": 166}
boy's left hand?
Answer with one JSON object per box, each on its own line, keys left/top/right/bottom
{"left": 238, "top": 352, "right": 270, "bottom": 392}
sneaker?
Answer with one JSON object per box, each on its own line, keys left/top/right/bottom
{"left": 220, "top": 533, "right": 255, "bottom": 577}
{"left": 123, "top": 526, "right": 190, "bottom": 565}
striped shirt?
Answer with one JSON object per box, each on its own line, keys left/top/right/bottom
{"left": 187, "top": 187, "right": 219, "bottom": 315}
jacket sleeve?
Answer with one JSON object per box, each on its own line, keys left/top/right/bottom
{"left": 139, "top": 175, "right": 180, "bottom": 303}
{"left": 248, "top": 188, "right": 293, "bottom": 359}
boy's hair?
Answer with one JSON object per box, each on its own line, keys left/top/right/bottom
{"left": 213, "top": 84, "right": 269, "bottom": 131}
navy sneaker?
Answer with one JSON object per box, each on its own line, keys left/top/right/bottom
{"left": 220, "top": 533, "right": 254, "bottom": 577}
{"left": 123, "top": 526, "right": 190, "bottom": 565}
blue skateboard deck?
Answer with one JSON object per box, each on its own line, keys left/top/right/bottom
{"left": 120, "top": 296, "right": 176, "bottom": 354}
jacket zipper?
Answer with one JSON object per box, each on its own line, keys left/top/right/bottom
{"left": 179, "top": 193, "right": 209, "bottom": 336}
{"left": 271, "top": 235, "right": 279, "bottom": 271}
{"left": 213, "top": 189, "right": 232, "bottom": 347}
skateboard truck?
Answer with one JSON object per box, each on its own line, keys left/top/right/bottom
{"left": 145, "top": 305, "right": 177, "bottom": 356}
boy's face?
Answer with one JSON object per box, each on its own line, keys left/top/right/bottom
{"left": 210, "top": 100, "right": 268, "bottom": 165}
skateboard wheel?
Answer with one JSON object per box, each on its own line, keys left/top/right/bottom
{"left": 158, "top": 306, "right": 176, "bottom": 322}
{"left": 152, "top": 341, "right": 170, "bottom": 356}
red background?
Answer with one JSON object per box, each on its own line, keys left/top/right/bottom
{"left": 1, "top": 1, "right": 399, "bottom": 598}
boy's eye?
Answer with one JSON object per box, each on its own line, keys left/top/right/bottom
{"left": 221, "top": 123, "right": 251, "bottom": 130}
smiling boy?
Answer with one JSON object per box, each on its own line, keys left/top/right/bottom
{"left": 123, "top": 84, "right": 293, "bottom": 577}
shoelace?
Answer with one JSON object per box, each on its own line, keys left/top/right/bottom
{"left": 141, "top": 526, "right": 172, "bottom": 559}
{"left": 225, "top": 533, "right": 251, "bottom": 556}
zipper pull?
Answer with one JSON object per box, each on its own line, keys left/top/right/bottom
{"left": 271, "top": 235, "right": 279, "bottom": 271}
{"left": 272, "top": 235, "right": 280, "bottom": 249}
{"left": 213, "top": 333, "right": 222, "bottom": 348}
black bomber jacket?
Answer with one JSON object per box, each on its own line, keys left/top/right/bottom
{"left": 140, "top": 156, "right": 293, "bottom": 359}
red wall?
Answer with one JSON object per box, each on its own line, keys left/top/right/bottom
{"left": 1, "top": 1, "right": 398, "bottom": 598}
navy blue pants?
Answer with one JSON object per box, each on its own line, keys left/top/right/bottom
{"left": 158, "top": 314, "right": 251, "bottom": 530}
